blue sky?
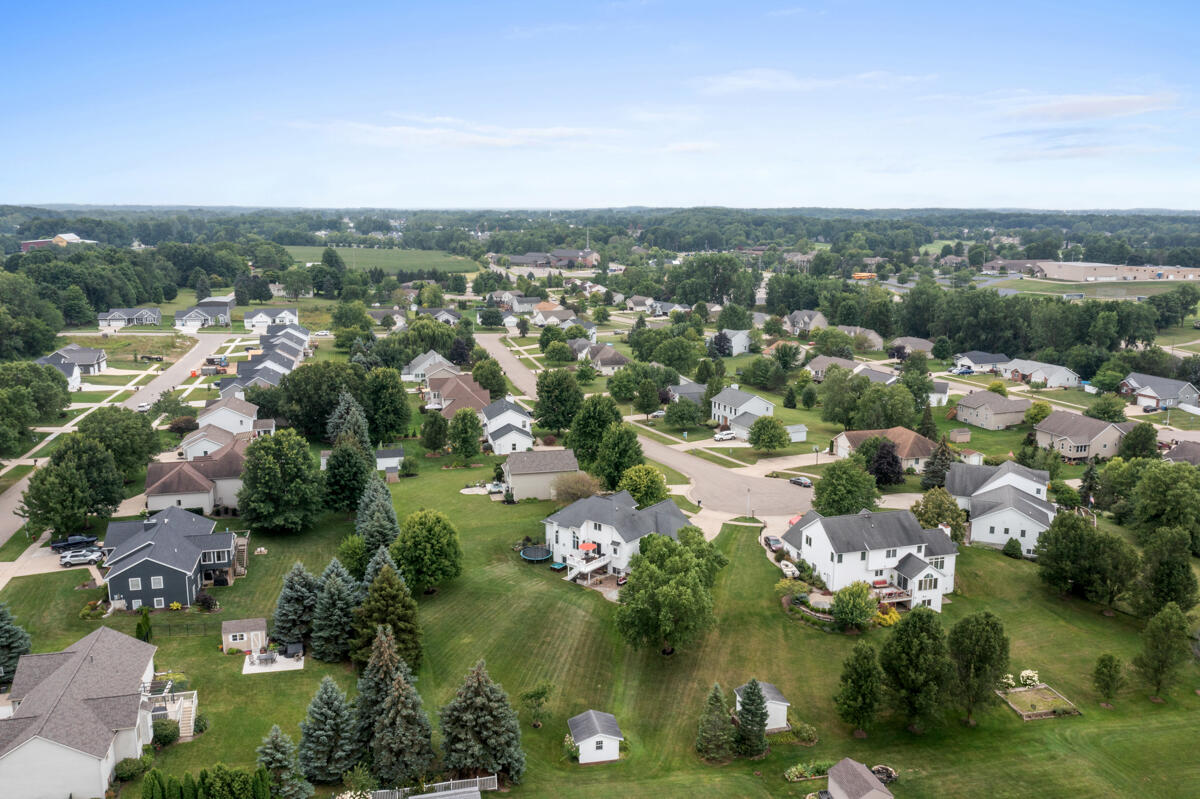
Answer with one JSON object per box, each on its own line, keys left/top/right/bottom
{"left": 3, "top": 0, "right": 1198, "bottom": 209}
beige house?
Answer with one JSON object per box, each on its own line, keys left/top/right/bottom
{"left": 954, "top": 391, "right": 1031, "bottom": 430}
{"left": 805, "top": 355, "right": 858, "bottom": 382}
{"left": 1034, "top": 411, "right": 1137, "bottom": 461}
{"left": 503, "top": 449, "right": 580, "bottom": 500}
{"left": 832, "top": 427, "right": 937, "bottom": 472}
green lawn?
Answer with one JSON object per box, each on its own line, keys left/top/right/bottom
{"left": 1025, "top": 388, "right": 1095, "bottom": 410}
{"left": 988, "top": 278, "right": 1180, "bottom": 300}
{"left": 5, "top": 457, "right": 1199, "bottom": 797}
{"left": 933, "top": 400, "right": 1030, "bottom": 459}
{"left": 0, "top": 463, "right": 33, "bottom": 495}
{"left": 284, "top": 246, "right": 477, "bottom": 274}
{"left": 646, "top": 458, "right": 689, "bottom": 486}
{"left": 83, "top": 373, "right": 146, "bottom": 387}
{"left": 1142, "top": 409, "right": 1200, "bottom": 430}
{"left": 61, "top": 332, "right": 193, "bottom": 366}
{"left": 0, "top": 525, "right": 37, "bottom": 562}
{"left": 1150, "top": 315, "right": 1200, "bottom": 346}
{"left": 69, "top": 389, "right": 126, "bottom": 404}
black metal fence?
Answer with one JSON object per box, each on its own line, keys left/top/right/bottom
{"left": 156, "top": 621, "right": 220, "bottom": 637}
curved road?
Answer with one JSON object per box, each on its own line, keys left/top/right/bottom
{"left": 474, "top": 333, "right": 811, "bottom": 516}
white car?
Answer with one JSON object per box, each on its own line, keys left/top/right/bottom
{"left": 136, "top": 402, "right": 151, "bottom": 412}
{"left": 314, "top": 330, "right": 331, "bottom": 337}
{"left": 713, "top": 430, "right": 736, "bottom": 442}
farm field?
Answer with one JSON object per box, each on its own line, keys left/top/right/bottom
{"left": 284, "top": 246, "right": 477, "bottom": 273}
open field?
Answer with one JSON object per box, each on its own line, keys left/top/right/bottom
{"left": 919, "top": 239, "right": 969, "bottom": 256}
{"left": 284, "top": 246, "right": 477, "bottom": 273}
{"left": 61, "top": 332, "right": 193, "bottom": 365}
{"left": 988, "top": 278, "right": 1181, "bottom": 299}
{"left": 1143, "top": 409, "right": 1200, "bottom": 430}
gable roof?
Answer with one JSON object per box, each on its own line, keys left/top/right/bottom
{"left": 1121, "top": 371, "right": 1198, "bottom": 399}
{"left": 244, "top": 307, "right": 297, "bottom": 320}
{"left": 35, "top": 352, "right": 79, "bottom": 380}
{"left": 405, "top": 349, "right": 456, "bottom": 374}
{"left": 1164, "top": 440, "right": 1200, "bottom": 466}
{"left": 200, "top": 395, "right": 259, "bottom": 420}
{"left": 838, "top": 427, "right": 936, "bottom": 460}
{"left": 0, "top": 627, "right": 156, "bottom": 760}
{"left": 891, "top": 336, "right": 933, "bottom": 352}
{"left": 829, "top": 758, "right": 893, "bottom": 799}
{"left": 221, "top": 618, "right": 266, "bottom": 636}
{"left": 145, "top": 439, "right": 246, "bottom": 497}
{"left": 41, "top": 343, "right": 105, "bottom": 366}
{"left": 955, "top": 390, "right": 1031, "bottom": 414}
{"left": 805, "top": 354, "right": 857, "bottom": 374}
{"left": 969, "top": 484, "right": 1057, "bottom": 526}
{"left": 180, "top": 425, "right": 237, "bottom": 451}
{"left": 1034, "top": 410, "right": 1136, "bottom": 443}
{"left": 482, "top": 398, "right": 531, "bottom": 421}
{"left": 428, "top": 374, "right": 491, "bottom": 418}
{"left": 855, "top": 367, "right": 897, "bottom": 385}
{"left": 544, "top": 492, "right": 690, "bottom": 543}
{"left": 104, "top": 507, "right": 230, "bottom": 578}
{"left": 955, "top": 350, "right": 1009, "bottom": 363}
{"left": 895, "top": 552, "right": 932, "bottom": 580}
{"left": 711, "top": 387, "right": 760, "bottom": 408}
{"left": 506, "top": 449, "right": 579, "bottom": 475}
{"left": 567, "top": 709, "right": 623, "bottom": 741}
{"left": 945, "top": 460, "right": 1048, "bottom": 498}
{"left": 735, "top": 681, "right": 788, "bottom": 705}
{"left": 589, "top": 345, "right": 629, "bottom": 366}
{"left": 785, "top": 509, "right": 946, "bottom": 555}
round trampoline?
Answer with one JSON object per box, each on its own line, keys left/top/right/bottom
{"left": 520, "top": 545, "right": 552, "bottom": 562}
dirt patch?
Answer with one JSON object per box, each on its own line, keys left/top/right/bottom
{"left": 1100, "top": 702, "right": 1114, "bottom": 710}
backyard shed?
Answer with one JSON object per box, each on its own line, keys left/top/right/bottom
{"left": 222, "top": 618, "right": 267, "bottom": 652}
{"left": 567, "top": 709, "right": 624, "bottom": 764}
{"left": 735, "top": 680, "right": 790, "bottom": 733}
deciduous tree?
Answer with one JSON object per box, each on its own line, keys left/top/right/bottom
{"left": 239, "top": 429, "right": 325, "bottom": 534}
{"left": 420, "top": 412, "right": 448, "bottom": 451}
{"left": 1133, "top": 527, "right": 1198, "bottom": 617}
{"left": 390, "top": 509, "right": 463, "bottom": 594}
{"left": 664, "top": 398, "right": 702, "bottom": 430}
{"left": 471, "top": 358, "right": 507, "bottom": 400}
{"left": 835, "top": 642, "right": 884, "bottom": 735}
{"left": 748, "top": 416, "right": 788, "bottom": 452}
{"left": 534, "top": 369, "right": 583, "bottom": 433}
{"left": 1132, "top": 602, "right": 1191, "bottom": 697}
{"left": 566, "top": 395, "right": 622, "bottom": 467}
{"left": 593, "top": 423, "right": 644, "bottom": 490}
{"left": 880, "top": 606, "right": 951, "bottom": 731}
{"left": 616, "top": 464, "right": 669, "bottom": 508}
{"left": 615, "top": 534, "right": 716, "bottom": 654}
{"left": 447, "top": 407, "right": 483, "bottom": 461}
{"left": 812, "top": 459, "right": 879, "bottom": 516}
{"left": 831, "top": 581, "right": 876, "bottom": 630}
{"left": 910, "top": 487, "right": 967, "bottom": 542}
{"left": 77, "top": 406, "right": 158, "bottom": 477}
{"left": 1093, "top": 653, "right": 1126, "bottom": 704}
{"left": 947, "top": 611, "right": 1009, "bottom": 724}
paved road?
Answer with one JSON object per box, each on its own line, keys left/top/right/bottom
{"left": 476, "top": 332, "right": 539, "bottom": 397}
{"left": 121, "top": 332, "right": 230, "bottom": 410}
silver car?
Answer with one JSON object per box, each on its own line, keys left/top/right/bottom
{"left": 60, "top": 548, "right": 103, "bottom": 567}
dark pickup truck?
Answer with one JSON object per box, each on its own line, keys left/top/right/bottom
{"left": 49, "top": 535, "right": 99, "bottom": 552}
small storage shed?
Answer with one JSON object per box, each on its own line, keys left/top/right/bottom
{"left": 222, "top": 618, "right": 267, "bottom": 652}
{"left": 735, "top": 680, "right": 790, "bottom": 733}
{"left": 567, "top": 709, "right": 624, "bottom": 765}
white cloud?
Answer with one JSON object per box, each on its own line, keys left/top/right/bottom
{"left": 663, "top": 141, "right": 718, "bottom": 153}
{"left": 1002, "top": 92, "right": 1177, "bottom": 121}
{"left": 698, "top": 68, "right": 931, "bottom": 95}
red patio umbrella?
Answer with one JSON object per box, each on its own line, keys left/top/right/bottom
{"left": 580, "top": 542, "right": 598, "bottom": 551}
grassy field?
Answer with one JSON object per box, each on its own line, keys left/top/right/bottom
{"left": 932, "top": 400, "right": 1030, "bottom": 459}
{"left": 284, "top": 246, "right": 477, "bottom": 274}
{"left": 0, "top": 524, "right": 36, "bottom": 562}
{"left": 1025, "top": 387, "right": 1095, "bottom": 410}
{"left": 646, "top": 458, "right": 689, "bottom": 486}
{"left": 919, "top": 239, "right": 969, "bottom": 256}
{"left": 1142, "top": 409, "right": 1200, "bottom": 430}
{"left": 61, "top": 332, "right": 193, "bottom": 366}
{"left": 83, "top": 372, "right": 150, "bottom": 386}
{"left": 0, "top": 464, "right": 33, "bottom": 497}
{"left": 989, "top": 278, "right": 1180, "bottom": 300}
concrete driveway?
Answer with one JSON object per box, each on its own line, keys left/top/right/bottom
{"left": 0, "top": 532, "right": 104, "bottom": 593}
{"left": 122, "top": 332, "right": 231, "bottom": 410}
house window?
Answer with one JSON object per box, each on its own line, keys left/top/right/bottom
{"left": 836, "top": 554, "right": 843, "bottom": 564}
{"left": 874, "top": 570, "right": 883, "bottom": 577}
{"left": 918, "top": 576, "right": 939, "bottom": 591}
{"left": 917, "top": 545, "right": 923, "bottom": 554}
{"left": 572, "top": 532, "right": 579, "bottom": 549}
{"left": 930, "top": 557, "right": 945, "bottom": 571}
{"left": 860, "top": 551, "right": 866, "bottom": 561}
{"left": 154, "top": 597, "right": 165, "bottom": 609}
{"left": 595, "top": 740, "right": 604, "bottom": 751}
{"left": 1003, "top": 528, "right": 1009, "bottom": 536}
{"left": 885, "top": 548, "right": 896, "bottom": 558}
{"left": 593, "top": 522, "right": 602, "bottom": 532}
{"left": 989, "top": 526, "right": 995, "bottom": 535}
{"left": 129, "top": 577, "right": 142, "bottom": 591}
{"left": 176, "top": 499, "right": 182, "bottom": 506}
{"left": 804, "top": 535, "right": 812, "bottom": 547}
{"left": 612, "top": 544, "right": 620, "bottom": 555}
{"left": 1020, "top": 530, "right": 1026, "bottom": 538}
{"left": 555, "top": 530, "right": 560, "bottom": 545}
{"left": 230, "top": 633, "right": 246, "bottom": 643}
{"left": 131, "top": 599, "right": 142, "bottom": 609}
{"left": 922, "top": 599, "right": 932, "bottom": 607}
{"left": 151, "top": 576, "right": 164, "bottom": 589}
{"left": 1026, "top": 548, "right": 1034, "bottom": 555}
{"left": 830, "top": 553, "right": 835, "bottom": 562}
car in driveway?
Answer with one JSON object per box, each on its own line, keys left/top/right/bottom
{"left": 713, "top": 430, "right": 736, "bottom": 442}
{"left": 788, "top": 476, "right": 813, "bottom": 487}
{"left": 49, "top": 535, "right": 99, "bottom": 553}
{"left": 60, "top": 548, "right": 103, "bottom": 567}
{"left": 764, "top": 535, "right": 783, "bottom": 552}
{"left": 649, "top": 409, "right": 665, "bottom": 418}
{"left": 314, "top": 330, "right": 331, "bottom": 337}
{"left": 1143, "top": 405, "right": 1158, "bottom": 413}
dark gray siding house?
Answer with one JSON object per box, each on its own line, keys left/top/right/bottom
{"left": 103, "top": 508, "right": 236, "bottom": 609}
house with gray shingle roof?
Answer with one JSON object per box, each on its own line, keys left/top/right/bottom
{"left": 781, "top": 509, "right": 957, "bottom": 612}
{"left": 829, "top": 757, "right": 894, "bottom": 799}
{"left": 710, "top": 387, "right": 774, "bottom": 429}
{"left": 543, "top": 491, "right": 689, "bottom": 580}
{"left": 37, "top": 343, "right": 107, "bottom": 375}
{"left": 784, "top": 308, "right": 828, "bottom": 335}
{"left": 954, "top": 390, "right": 1031, "bottom": 430}
{"left": 1034, "top": 410, "right": 1137, "bottom": 461}
{"left": 568, "top": 710, "right": 624, "bottom": 764}
{"left": 0, "top": 627, "right": 168, "bottom": 799}
{"left": 1119, "top": 371, "right": 1200, "bottom": 409}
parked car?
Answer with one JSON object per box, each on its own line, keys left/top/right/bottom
{"left": 314, "top": 330, "right": 331, "bottom": 337}
{"left": 714, "top": 430, "right": 736, "bottom": 442}
{"left": 136, "top": 402, "right": 151, "bottom": 412}
{"left": 60, "top": 548, "right": 103, "bottom": 567}
{"left": 764, "top": 536, "right": 783, "bottom": 552}
{"left": 649, "top": 409, "right": 665, "bottom": 418}
{"left": 49, "top": 535, "right": 99, "bottom": 553}
{"left": 1143, "top": 405, "right": 1158, "bottom": 413}
{"left": 788, "top": 476, "right": 813, "bottom": 488}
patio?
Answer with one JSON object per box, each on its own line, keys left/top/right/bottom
{"left": 241, "top": 652, "right": 305, "bottom": 675}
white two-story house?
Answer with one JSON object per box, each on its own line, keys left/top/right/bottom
{"left": 543, "top": 491, "right": 691, "bottom": 581}
{"left": 945, "top": 461, "right": 1055, "bottom": 556}
{"left": 482, "top": 398, "right": 534, "bottom": 453}
{"left": 781, "top": 509, "right": 958, "bottom": 612}
{"left": 709, "top": 387, "right": 775, "bottom": 428}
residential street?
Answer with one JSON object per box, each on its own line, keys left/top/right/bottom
{"left": 121, "top": 331, "right": 231, "bottom": 409}
{"left": 476, "top": 332, "right": 539, "bottom": 397}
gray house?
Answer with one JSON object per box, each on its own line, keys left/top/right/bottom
{"left": 103, "top": 508, "right": 237, "bottom": 609}
{"left": 1119, "top": 372, "right": 1200, "bottom": 409}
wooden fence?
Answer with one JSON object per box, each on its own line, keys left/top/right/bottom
{"left": 372, "top": 775, "right": 499, "bottom": 799}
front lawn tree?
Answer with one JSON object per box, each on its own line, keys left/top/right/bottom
{"left": 239, "top": 429, "right": 325, "bottom": 534}
{"left": 615, "top": 533, "right": 717, "bottom": 655}
{"left": 664, "top": 398, "right": 702, "bottom": 430}
{"left": 448, "top": 407, "right": 483, "bottom": 461}
{"left": 831, "top": 581, "right": 876, "bottom": 630}
{"left": 733, "top": 679, "right": 768, "bottom": 757}
{"left": 947, "top": 611, "right": 1010, "bottom": 724}
{"left": 566, "top": 395, "right": 622, "bottom": 467}
{"left": 352, "top": 565, "right": 422, "bottom": 670}
{"left": 696, "top": 683, "right": 734, "bottom": 760}
{"left": 748, "top": 416, "right": 789, "bottom": 452}
{"left": 868, "top": 440, "right": 905, "bottom": 486}
{"left": 471, "top": 358, "right": 507, "bottom": 400}
{"left": 634, "top": 378, "right": 661, "bottom": 418}
{"left": 835, "top": 641, "right": 884, "bottom": 736}
{"left": 1132, "top": 602, "right": 1191, "bottom": 698}
{"left": 880, "top": 606, "right": 951, "bottom": 732}
{"left": 391, "top": 509, "right": 463, "bottom": 594}
{"left": 616, "top": 464, "right": 669, "bottom": 508}
{"left": 535, "top": 369, "right": 583, "bottom": 433}
{"left": 920, "top": 437, "right": 955, "bottom": 489}
{"left": 1085, "top": 393, "right": 1127, "bottom": 423}
{"left": 298, "top": 677, "right": 357, "bottom": 783}
{"left": 439, "top": 661, "right": 526, "bottom": 784}
{"left": 812, "top": 459, "right": 879, "bottom": 516}
{"left": 272, "top": 562, "right": 319, "bottom": 645}
{"left": 372, "top": 672, "right": 434, "bottom": 788}
{"left": 593, "top": 423, "right": 644, "bottom": 490}
{"left": 1093, "top": 653, "right": 1126, "bottom": 704}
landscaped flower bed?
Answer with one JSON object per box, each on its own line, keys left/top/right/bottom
{"left": 997, "top": 684, "right": 1081, "bottom": 720}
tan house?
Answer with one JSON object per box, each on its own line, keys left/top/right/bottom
{"left": 1034, "top": 411, "right": 1137, "bottom": 461}
{"left": 954, "top": 391, "right": 1031, "bottom": 430}
{"left": 805, "top": 355, "right": 858, "bottom": 381}
{"left": 832, "top": 427, "right": 937, "bottom": 472}
{"left": 836, "top": 325, "right": 884, "bottom": 351}
{"left": 503, "top": 449, "right": 581, "bottom": 500}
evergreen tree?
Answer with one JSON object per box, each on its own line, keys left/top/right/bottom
{"left": 372, "top": 672, "right": 435, "bottom": 787}
{"left": 696, "top": 683, "right": 734, "bottom": 760}
{"left": 916, "top": 404, "right": 938, "bottom": 441}
{"left": 311, "top": 572, "right": 358, "bottom": 662}
{"left": 880, "top": 606, "right": 951, "bottom": 731}
{"left": 920, "top": 437, "right": 955, "bottom": 489}
{"left": 0, "top": 601, "right": 32, "bottom": 685}
{"left": 299, "top": 676, "right": 357, "bottom": 783}
{"left": 326, "top": 390, "right": 370, "bottom": 449}
{"left": 1132, "top": 602, "right": 1191, "bottom": 697}
{"left": 272, "top": 562, "right": 319, "bottom": 645}
{"left": 1080, "top": 460, "right": 1100, "bottom": 506}
{"left": 355, "top": 476, "right": 400, "bottom": 553}
{"left": 355, "top": 625, "right": 416, "bottom": 756}
{"left": 252, "top": 767, "right": 272, "bottom": 799}
{"left": 363, "top": 546, "right": 400, "bottom": 590}
{"left": 1093, "top": 653, "right": 1126, "bottom": 704}
{"left": 835, "top": 641, "right": 884, "bottom": 735}
{"left": 439, "top": 661, "right": 525, "bottom": 783}
{"left": 947, "top": 611, "right": 1010, "bottom": 724}
{"left": 420, "top": 412, "right": 448, "bottom": 451}
{"left": 391, "top": 509, "right": 463, "bottom": 594}
{"left": 351, "top": 565, "right": 422, "bottom": 669}
{"left": 733, "top": 679, "right": 768, "bottom": 757}
{"left": 182, "top": 773, "right": 198, "bottom": 799}
{"left": 783, "top": 384, "right": 797, "bottom": 409}
{"left": 256, "top": 724, "right": 314, "bottom": 799}
{"left": 324, "top": 435, "right": 373, "bottom": 516}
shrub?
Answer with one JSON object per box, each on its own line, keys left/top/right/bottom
{"left": 226, "top": 647, "right": 241, "bottom": 655}
{"left": 1000, "top": 673, "right": 1016, "bottom": 689}
{"left": 168, "top": 416, "right": 200, "bottom": 435}
{"left": 873, "top": 606, "right": 900, "bottom": 627}
{"left": 774, "top": 578, "right": 796, "bottom": 600}
{"left": 562, "top": 734, "right": 579, "bottom": 761}
{"left": 152, "top": 719, "right": 180, "bottom": 748}
{"left": 1019, "top": 669, "right": 1040, "bottom": 686}
{"left": 792, "top": 722, "right": 818, "bottom": 745}
{"left": 193, "top": 712, "right": 210, "bottom": 734}
{"left": 195, "top": 591, "right": 218, "bottom": 611}
{"left": 114, "top": 755, "right": 151, "bottom": 781}
{"left": 1002, "top": 538, "right": 1023, "bottom": 559}
{"left": 784, "top": 759, "right": 836, "bottom": 781}
{"left": 773, "top": 549, "right": 786, "bottom": 563}
{"left": 169, "top": 601, "right": 182, "bottom": 611}
{"left": 399, "top": 457, "right": 418, "bottom": 477}
{"left": 543, "top": 434, "right": 557, "bottom": 446}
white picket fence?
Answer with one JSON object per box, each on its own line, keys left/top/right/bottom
{"left": 372, "top": 775, "right": 498, "bottom": 799}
